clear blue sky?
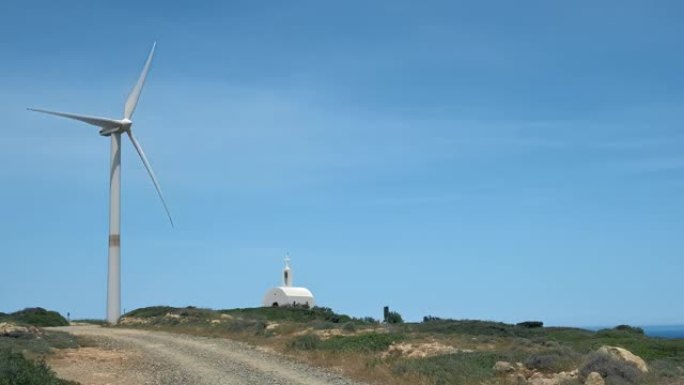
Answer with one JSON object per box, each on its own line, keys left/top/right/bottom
{"left": 1, "top": 0, "right": 683, "bottom": 326}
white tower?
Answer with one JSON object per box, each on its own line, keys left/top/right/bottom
{"left": 283, "top": 254, "right": 292, "bottom": 287}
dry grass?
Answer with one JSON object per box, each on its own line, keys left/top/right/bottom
{"left": 115, "top": 307, "right": 684, "bottom": 385}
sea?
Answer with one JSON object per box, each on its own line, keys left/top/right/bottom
{"left": 642, "top": 325, "right": 684, "bottom": 339}
{"left": 585, "top": 325, "right": 684, "bottom": 339}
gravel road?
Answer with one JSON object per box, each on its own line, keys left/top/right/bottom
{"left": 48, "top": 325, "right": 367, "bottom": 385}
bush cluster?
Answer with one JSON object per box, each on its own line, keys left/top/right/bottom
{"left": 524, "top": 349, "right": 581, "bottom": 372}
{"left": 0, "top": 308, "right": 68, "bottom": 327}
{"left": 393, "top": 352, "right": 507, "bottom": 385}
{"left": 386, "top": 311, "right": 403, "bottom": 324}
{"left": 320, "top": 333, "right": 403, "bottom": 352}
{"left": 517, "top": 321, "right": 544, "bottom": 328}
{"left": 287, "top": 334, "right": 320, "bottom": 350}
{"left": 0, "top": 348, "right": 78, "bottom": 385}
{"left": 287, "top": 332, "right": 404, "bottom": 353}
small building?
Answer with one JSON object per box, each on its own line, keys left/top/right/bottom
{"left": 262, "top": 255, "right": 315, "bottom": 307}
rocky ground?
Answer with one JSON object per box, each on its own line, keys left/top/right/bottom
{"left": 47, "top": 325, "right": 368, "bottom": 385}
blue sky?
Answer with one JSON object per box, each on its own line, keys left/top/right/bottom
{"left": 1, "top": 1, "right": 684, "bottom": 326}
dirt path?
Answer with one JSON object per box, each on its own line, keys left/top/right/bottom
{"left": 48, "top": 325, "right": 366, "bottom": 385}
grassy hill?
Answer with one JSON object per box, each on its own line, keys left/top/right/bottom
{"left": 119, "top": 306, "right": 684, "bottom": 385}
{"left": 0, "top": 307, "right": 69, "bottom": 327}
{"left": 0, "top": 307, "right": 80, "bottom": 384}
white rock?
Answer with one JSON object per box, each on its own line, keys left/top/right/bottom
{"left": 493, "top": 360, "right": 516, "bottom": 374}
{"left": 585, "top": 371, "right": 605, "bottom": 385}
{"left": 597, "top": 345, "right": 648, "bottom": 373}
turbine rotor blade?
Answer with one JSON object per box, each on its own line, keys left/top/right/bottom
{"left": 28, "top": 108, "right": 120, "bottom": 129}
{"left": 124, "top": 42, "right": 156, "bottom": 120}
{"left": 126, "top": 131, "right": 174, "bottom": 227}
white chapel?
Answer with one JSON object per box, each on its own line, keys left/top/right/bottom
{"left": 262, "top": 255, "right": 315, "bottom": 307}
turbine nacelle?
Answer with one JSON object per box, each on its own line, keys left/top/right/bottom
{"left": 98, "top": 119, "right": 132, "bottom": 137}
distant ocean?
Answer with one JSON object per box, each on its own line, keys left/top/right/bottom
{"left": 584, "top": 325, "right": 684, "bottom": 339}
{"left": 643, "top": 326, "right": 684, "bottom": 339}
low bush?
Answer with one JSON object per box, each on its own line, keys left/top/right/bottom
{"left": 312, "top": 321, "right": 336, "bottom": 330}
{"left": 0, "top": 348, "right": 78, "bottom": 385}
{"left": 220, "top": 306, "right": 353, "bottom": 324}
{"left": 524, "top": 350, "right": 581, "bottom": 373}
{"left": 393, "top": 352, "right": 511, "bottom": 385}
{"left": 355, "top": 316, "right": 378, "bottom": 324}
{"left": 414, "top": 319, "right": 543, "bottom": 338}
{"left": 579, "top": 351, "right": 641, "bottom": 385}
{"left": 222, "top": 319, "right": 267, "bottom": 335}
{"left": 1, "top": 308, "right": 68, "bottom": 327}
{"left": 124, "top": 306, "right": 176, "bottom": 318}
{"left": 288, "top": 334, "right": 320, "bottom": 350}
{"left": 386, "top": 311, "right": 403, "bottom": 324}
{"left": 320, "top": 333, "right": 403, "bottom": 352}
{"left": 517, "top": 321, "right": 544, "bottom": 328}
{"left": 614, "top": 325, "right": 644, "bottom": 335}
{"left": 72, "top": 319, "right": 107, "bottom": 325}
{"left": 342, "top": 322, "right": 356, "bottom": 333}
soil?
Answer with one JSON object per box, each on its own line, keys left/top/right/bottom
{"left": 47, "top": 325, "right": 367, "bottom": 385}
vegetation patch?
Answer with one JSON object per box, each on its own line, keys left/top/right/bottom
{"left": 288, "top": 332, "right": 404, "bottom": 353}
{"left": 0, "top": 348, "right": 79, "bottom": 385}
{"left": 320, "top": 333, "right": 404, "bottom": 353}
{"left": 393, "top": 351, "right": 513, "bottom": 385}
{"left": 71, "top": 319, "right": 107, "bottom": 326}
{"left": 288, "top": 334, "right": 321, "bottom": 350}
{"left": 579, "top": 351, "right": 642, "bottom": 384}
{"left": 220, "top": 306, "right": 358, "bottom": 324}
{"left": 411, "top": 319, "right": 547, "bottom": 338}
{"left": 118, "top": 306, "right": 684, "bottom": 385}
{"left": 0, "top": 308, "right": 68, "bottom": 327}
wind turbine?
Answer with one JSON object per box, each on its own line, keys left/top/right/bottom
{"left": 28, "top": 42, "right": 172, "bottom": 324}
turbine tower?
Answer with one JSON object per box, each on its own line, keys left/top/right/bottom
{"left": 28, "top": 42, "right": 172, "bottom": 324}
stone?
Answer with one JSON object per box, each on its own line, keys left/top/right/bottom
{"left": 556, "top": 370, "right": 578, "bottom": 382}
{"left": 527, "top": 370, "right": 581, "bottom": 385}
{"left": 597, "top": 345, "right": 648, "bottom": 373}
{"left": 527, "top": 372, "right": 558, "bottom": 385}
{"left": 493, "top": 360, "right": 516, "bottom": 374}
{"left": 507, "top": 373, "right": 527, "bottom": 385}
{"left": 585, "top": 371, "right": 605, "bottom": 385}
{"left": 0, "top": 322, "right": 40, "bottom": 337}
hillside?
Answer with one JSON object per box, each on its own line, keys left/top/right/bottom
{"left": 0, "top": 307, "right": 80, "bottom": 384}
{"left": 118, "top": 306, "right": 684, "bottom": 385}
{"left": 0, "top": 307, "right": 69, "bottom": 327}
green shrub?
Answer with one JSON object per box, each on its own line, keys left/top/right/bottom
{"left": 0, "top": 348, "right": 78, "bottom": 385}
{"left": 220, "top": 306, "right": 352, "bottom": 324}
{"left": 517, "top": 321, "right": 544, "bottom": 328}
{"left": 71, "top": 319, "right": 107, "bottom": 325}
{"left": 312, "top": 321, "right": 336, "bottom": 330}
{"left": 3, "top": 308, "right": 68, "bottom": 327}
{"left": 414, "top": 319, "right": 543, "bottom": 338}
{"left": 386, "top": 311, "right": 403, "bottom": 324}
{"left": 613, "top": 325, "right": 644, "bottom": 335}
{"left": 123, "top": 306, "right": 175, "bottom": 318}
{"left": 320, "top": 333, "right": 403, "bottom": 352}
{"left": 393, "top": 352, "right": 512, "bottom": 385}
{"left": 643, "top": 359, "right": 684, "bottom": 383}
{"left": 342, "top": 322, "right": 356, "bottom": 333}
{"left": 288, "top": 334, "right": 321, "bottom": 350}
{"left": 525, "top": 351, "right": 580, "bottom": 373}
{"left": 222, "top": 319, "right": 267, "bottom": 335}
